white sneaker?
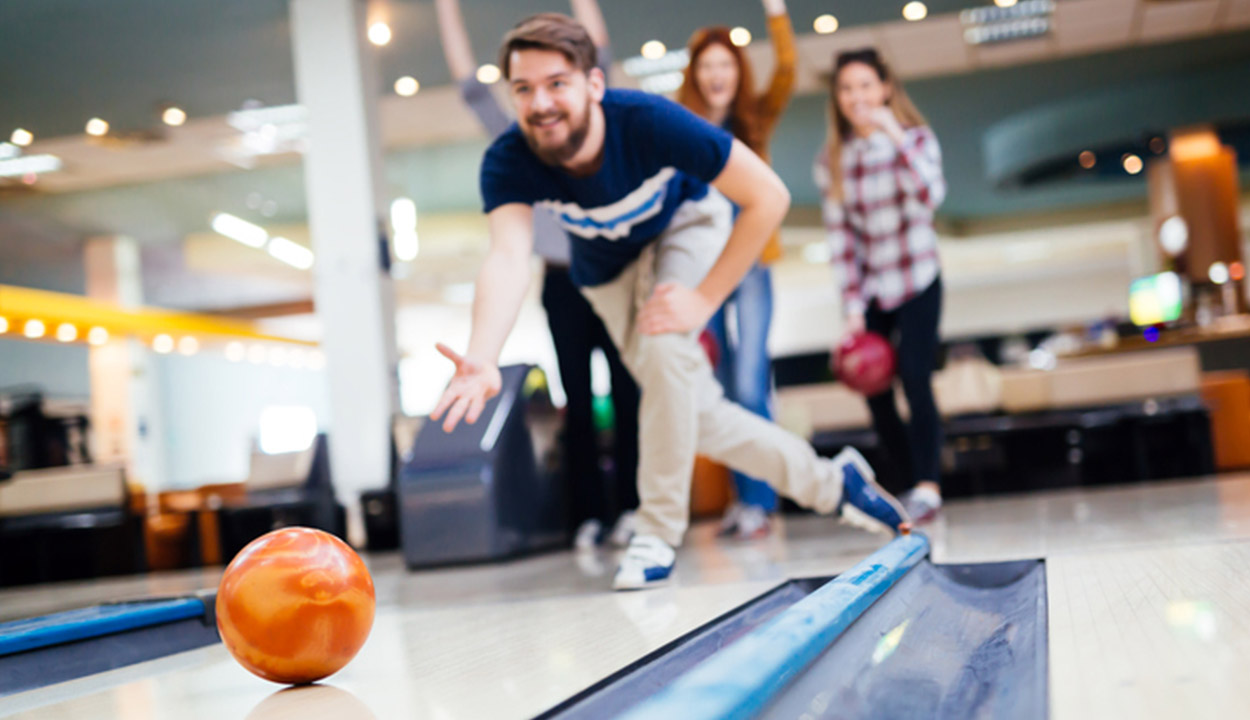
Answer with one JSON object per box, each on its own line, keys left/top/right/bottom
{"left": 609, "top": 510, "right": 637, "bottom": 548}
{"left": 574, "top": 519, "right": 603, "bottom": 551}
{"left": 612, "top": 534, "right": 676, "bottom": 591}
{"left": 717, "top": 502, "right": 745, "bottom": 537}
{"left": 733, "top": 504, "right": 772, "bottom": 541}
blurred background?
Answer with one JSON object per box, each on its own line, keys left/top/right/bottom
{"left": 1, "top": 0, "right": 1249, "bottom": 582}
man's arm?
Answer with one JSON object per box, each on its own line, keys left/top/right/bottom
{"left": 466, "top": 203, "right": 535, "bottom": 363}
{"left": 569, "top": 0, "right": 610, "bottom": 50}
{"left": 638, "top": 140, "right": 790, "bottom": 335}
{"left": 431, "top": 203, "right": 535, "bottom": 431}
{"left": 434, "top": 0, "right": 476, "bottom": 81}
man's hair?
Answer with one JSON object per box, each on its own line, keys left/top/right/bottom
{"left": 499, "top": 13, "right": 597, "bottom": 80}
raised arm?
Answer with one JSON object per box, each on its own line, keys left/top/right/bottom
{"left": 431, "top": 203, "right": 535, "bottom": 431}
{"left": 434, "top": 0, "right": 476, "bottom": 81}
{"left": 757, "top": 0, "right": 796, "bottom": 132}
{"left": 638, "top": 140, "right": 790, "bottom": 335}
{"left": 569, "top": 0, "right": 610, "bottom": 51}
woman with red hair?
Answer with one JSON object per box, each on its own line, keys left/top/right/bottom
{"left": 677, "top": 0, "right": 795, "bottom": 540}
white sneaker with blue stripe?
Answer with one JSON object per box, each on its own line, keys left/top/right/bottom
{"left": 612, "top": 534, "right": 676, "bottom": 591}
{"left": 833, "top": 447, "right": 910, "bottom": 535}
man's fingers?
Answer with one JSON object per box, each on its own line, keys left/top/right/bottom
{"left": 431, "top": 388, "right": 458, "bottom": 421}
{"left": 442, "top": 395, "right": 472, "bottom": 433}
{"left": 465, "top": 395, "right": 487, "bottom": 425}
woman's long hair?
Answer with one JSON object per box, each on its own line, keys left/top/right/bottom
{"left": 678, "top": 27, "right": 764, "bottom": 154}
{"left": 825, "top": 48, "right": 927, "bottom": 203}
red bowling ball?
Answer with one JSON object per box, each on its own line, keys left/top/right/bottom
{"left": 833, "top": 331, "right": 897, "bottom": 396}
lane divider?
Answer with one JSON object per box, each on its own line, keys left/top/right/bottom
{"left": 617, "top": 533, "right": 930, "bottom": 720}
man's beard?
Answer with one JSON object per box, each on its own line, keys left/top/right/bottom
{"left": 523, "top": 101, "right": 591, "bottom": 167}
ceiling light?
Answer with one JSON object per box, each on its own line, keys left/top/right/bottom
{"left": 211, "top": 212, "right": 268, "bottom": 248}
{"left": 56, "top": 323, "right": 78, "bottom": 343}
{"left": 178, "top": 336, "right": 199, "bottom": 356}
{"left": 225, "top": 341, "right": 246, "bottom": 362}
{"left": 1078, "top": 151, "right": 1095, "bottom": 169}
{"left": 23, "top": 319, "right": 46, "bottom": 339}
{"left": 10, "top": 129, "right": 33, "bottom": 146}
{"left": 1122, "top": 154, "right": 1143, "bottom": 175}
{"left": 0, "top": 154, "right": 62, "bottom": 178}
{"left": 995, "top": 0, "right": 1018, "bottom": 6}
{"left": 1159, "top": 216, "right": 1188, "bottom": 257}
{"left": 476, "top": 64, "right": 501, "bottom": 84}
{"left": 85, "top": 118, "right": 110, "bottom": 136}
{"left": 729, "top": 28, "right": 751, "bottom": 47}
{"left": 152, "top": 334, "right": 175, "bottom": 354}
{"left": 267, "top": 236, "right": 315, "bottom": 270}
{"left": 390, "top": 197, "right": 417, "bottom": 232}
{"left": 394, "top": 76, "right": 419, "bottom": 97}
{"left": 247, "top": 344, "right": 267, "bottom": 365}
{"left": 641, "top": 40, "right": 667, "bottom": 60}
{"left": 903, "top": 2, "right": 928, "bottom": 22}
{"left": 1209, "top": 262, "right": 1229, "bottom": 285}
{"left": 394, "top": 231, "right": 419, "bottom": 262}
{"left": 162, "top": 107, "right": 187, "bottom": 126}
{"left": 368, "top": 22, "right": 392, "bottom": 46}
{"left": 87, "top": 327, "right": 109, "bottom": 345}
{"left": 0, "top": 316, "right": 8, "bottom": 334}
{"left": 813, "top": 15, "right": 839, "bottom": 34}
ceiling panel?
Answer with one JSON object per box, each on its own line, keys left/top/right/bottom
{"left": 1139, "top": 0, "right": 1222, "bottom": 41}
{"left": 879, "top": 15, "right": 972, "bottom": 79}
{"left": 1052, "top": 0, "right": 1139, "bottom": 54}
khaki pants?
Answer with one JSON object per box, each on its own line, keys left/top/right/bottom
{"left": 581, "top": 193, "right": 844, "bottom": 547}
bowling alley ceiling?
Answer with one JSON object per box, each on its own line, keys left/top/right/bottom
{"left": 1, "top": 0, "right": 1249, "bottom": 241}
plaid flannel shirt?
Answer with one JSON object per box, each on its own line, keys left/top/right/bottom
{"left": 813, "top": 126, "right": 945, "bottom": 316}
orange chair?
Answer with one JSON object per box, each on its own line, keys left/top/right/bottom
{"left": 1201, "top": 371, "right": 1250, "bottom": 470}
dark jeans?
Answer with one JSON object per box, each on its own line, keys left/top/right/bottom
{"left": 864, "top": 276, "right": 944, "bottom": 490}
{"left": 542, "top": 265, "right": 640, "bottom": 527}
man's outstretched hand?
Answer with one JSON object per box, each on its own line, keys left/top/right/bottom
{"left": 430, "top": 343, "right": 502, "bottom": 432}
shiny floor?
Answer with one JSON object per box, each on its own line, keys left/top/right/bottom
{"left": 4, "top": 474, "right": 1250, "bottom": 719}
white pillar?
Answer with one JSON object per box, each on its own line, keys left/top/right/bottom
{"left": 290, "top": 0, "right": 400, "bottom": 545}
{"left": 84, "top": 236, "right": 168, "bottom": 493}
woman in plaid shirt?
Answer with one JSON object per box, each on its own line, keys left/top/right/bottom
{"left": 814, "top": 48, "right": 946, "bottom": 523}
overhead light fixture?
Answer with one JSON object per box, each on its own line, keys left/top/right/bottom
{"left": 85, "top": 118, "right": 110, "bottom": 136}
{"left": 55, "top": 323, "right": 78, "bottom": 343}
{"left": 162, "top": 107, "right": 187, "bottom": 127}
{"left": 1159, "top": 216, "right": 1188, "bottom": 257}
{"left": 1209, "top": 262, "right": 1230, "bottom": 285}
{"left": 813, "top": 14, "right": 839, "bottom": 34}
{"left": 641, "top": 40, "right": 667, "bottom": 60}
{"left": 903, "top": 2, "right": 928, "bottom": 22}
{"left": 152, "top": 334, "right": 175, "bottom": 354}
{"left": 368, "top": 22, "right": 392, "bottom": 46}
{"left": 247, "top": 344, "right": 267, "bottom": 365}
{"left": 178, "top": 336, "right": 199, "bottom": 356}
{"left": 476, "top": 64, "right": 501, "bottom": 84}
{"left": 24, "top": 319, "right": 46, "bottom": 339}
{"left": 0, "top": 316, "right": 8, "bottom": 333}
{"left": 623, "top": 48, "right": 690, "bottom": 94}
{"left": 1122, "top": 153, "right": 1143, "bottom": 175}
{"left": 87, "top": 327, "right": 109, "bottom": 345}
{"left": 1078, "top": 151, "right": 1096, "bottom": 169}
{"left": 10, "top": 128, "right": 33, "bottom": 146}
{"left": 394, "top": 76, "right": 419, "bottom": 97}
{"left": 730, "top": 27, "right": 752, "bottom": 47}
{"left": 0, "top": 154, "right": 62, "bottom": 178}
{"left": 962, "top": 0, "right": 1054, "bottom": 45}
{"left": 995, "top": 0, "right": 1018, "bottom": 6}
{"left": 267, "top": 236, "right": 315, "bottom": 270}
{"left": 211, "top": 212, "right": 268, "bottom": 248}
{"left": 225, "top": 341, "right": 246, "bottom": 362}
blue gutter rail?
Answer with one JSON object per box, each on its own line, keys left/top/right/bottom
{"left": 617, "top": 533, "right": 930, "bottom": 720}
{"left": 0, "top": 597, "right": 210, "bottom": 657}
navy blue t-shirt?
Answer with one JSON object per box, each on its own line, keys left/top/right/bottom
{"left": 480, "top": 89, "right": 734, "bottom": 287}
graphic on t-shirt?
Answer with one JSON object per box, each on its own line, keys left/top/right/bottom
{"left": 538, "top": 168, "right": 676, "bottom": 241}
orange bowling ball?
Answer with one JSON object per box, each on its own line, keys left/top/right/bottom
{"left": 216, "top": 527, "right": 375, "bottom": 684}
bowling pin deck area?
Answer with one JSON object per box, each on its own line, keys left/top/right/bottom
{"left": 4, "top": 474, "right": 1250, "bottom": 718}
